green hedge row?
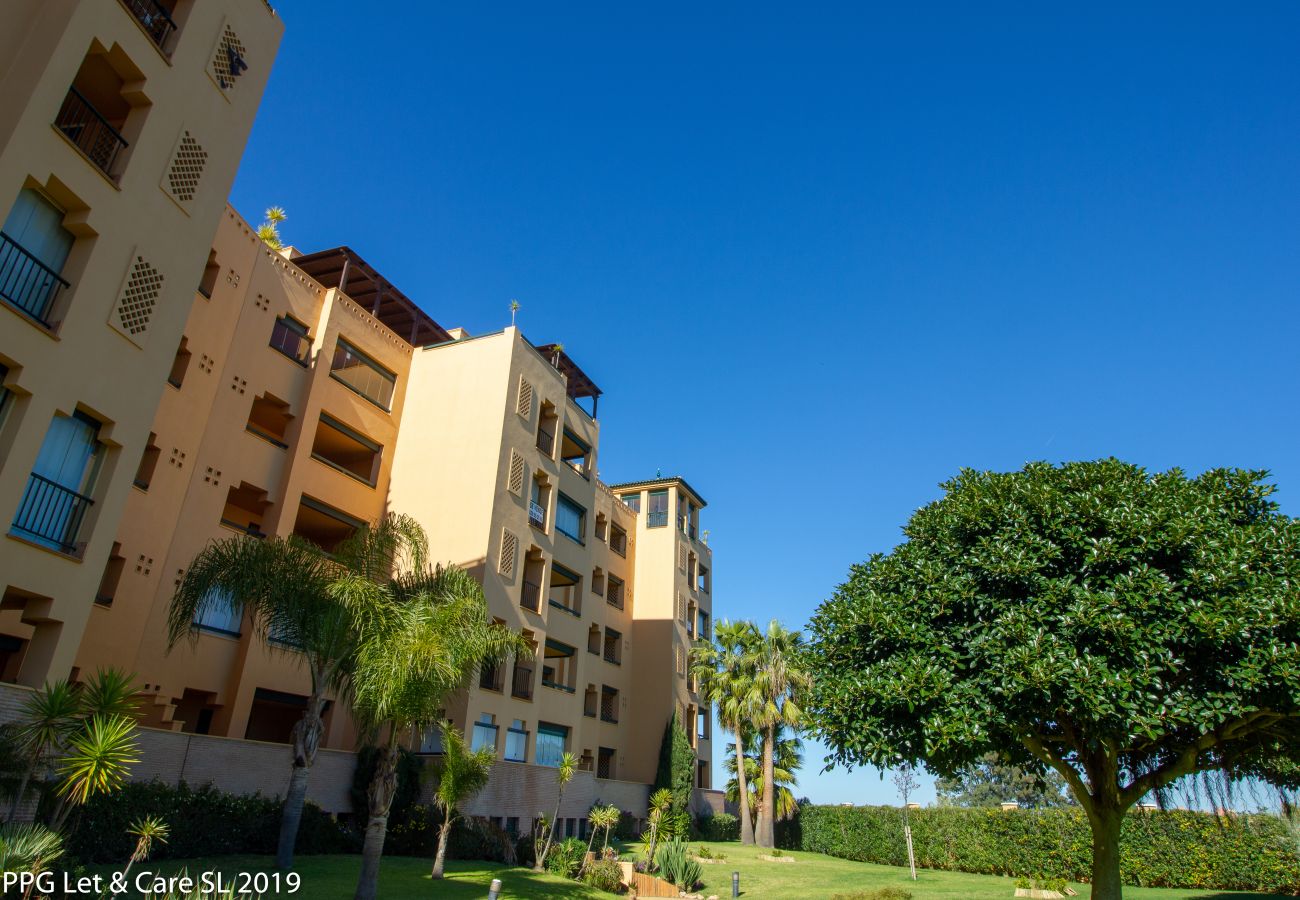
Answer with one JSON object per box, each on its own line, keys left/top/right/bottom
{"left": 790, "top": 805, "right": 1300, "bottom": 894}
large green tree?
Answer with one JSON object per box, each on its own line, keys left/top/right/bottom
{"left": 935, "top": 752, "right": 1074, "bottom": 809}
{"left": 805, "top": 461, "right": 1300, "bottom": 900}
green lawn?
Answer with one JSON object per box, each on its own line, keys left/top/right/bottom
{"left": 97, "top": 843, "right": 1295, "bottom": 899}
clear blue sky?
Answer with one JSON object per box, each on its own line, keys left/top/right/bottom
{"left": 231, "top": 2, "right": 1300, "bottom": 806}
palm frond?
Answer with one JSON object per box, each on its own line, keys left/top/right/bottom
{"left": 80, "top": 668, "right": 140, "bottom": 719}
{"left": 55, "top": 714, "right": 139, "bottom": 806}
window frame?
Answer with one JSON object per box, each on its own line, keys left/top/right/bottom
{"left": 330, "top": 338, "right": 396, "bottom": 411}
{"left": 269, "top": 315, "right": 311, "bottom": 366}
{"left": 555, "top": 492, "right": 586, "bottom": 544}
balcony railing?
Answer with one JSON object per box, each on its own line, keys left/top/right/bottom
{"left": 219, "top": 518, "right": 266, "bottom": 539}
{"left": 528, "top": 500, "right": 546, "bottom": 529}
{"left": 121, "top": 0, "right": 177, "bottom": 51}
{"left": 647, "top": 510, "right": 668, "bottom": 528}
{"left": 521, "top": 579, "right": 541, "bottom": 612}
{"left": 511, "top": 666, "right": 534, "bottom": 700}
{"left": 12, "top": 473, "right": 93, "bottom": 555}
{"left": 0, "top": 232, "right": 70, "bottom": 327}
{"left": 603, "top": 647, "right": 620, "bottom": 666}
{"left": 536, "top": 428, "right": 554, "bottom": 455}
{"left": 480, "top": 664, "right": 504, "bottom": 692}
{"left": 55, "top": 88, "right": 129, "bottom": 178}
{"left": 542, "top": 679, "right": 575, "bottom": 694}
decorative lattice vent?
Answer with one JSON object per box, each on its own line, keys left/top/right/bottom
{"left": 517, "top": 377, "right": 533, "bottom": 418}
{"left": 164, "top": 131, "right": 207, "bottom": 204}
{"left": 678, "top": 544, "right": 688, "bottom": 572}
{"left": 507, "top": 450, "right": 525, "bottom": 495}
{"left": 113, "top": 256, "right": 163, "bottom": 337}
{"left": 499, "top": 529, "right": 518, "bottom": 577}
{"left": 211, "top": 27, "right": 247, "bottom": 90}
{"left": 677, "top": 592, "right": 687, "bottom": 622}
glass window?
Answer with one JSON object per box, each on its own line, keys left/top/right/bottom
{"left": 331, "top": 339, "right": 396, "bottom": 410}
{"left": 647, "top": 490, "right": 668, "bottom": 527}
{"left": 1, "top": 188, "right": 74, "bottom": 325}
{"left": 505, "top": 720, "right": 528, "bottom": 762}
{"left": 555, "top": 494, "right": 585, "bottom": 543}
{"left": 12, "top": 412, "right": 102, "bottom": 553}
{"left": 536, "top": 723, "right": 568, "bottom": 768}
{"left": 193, "top": 586, "right": 242, "bottom": 636}
{"left": 620, "top": 492, "right": 640, "bottom": 512}
{"left": 471, "top": 714, "right": 498, "bottom": 754}
{"left": 269, "top": 316, "right": 311, "bottom": 365}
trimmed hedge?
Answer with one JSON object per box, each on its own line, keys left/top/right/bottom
{"left": 790, "top": 805, "right": 1300, "bottom": 894}
{"left": 696, "top": 812, "right": 740, "bottom": 842}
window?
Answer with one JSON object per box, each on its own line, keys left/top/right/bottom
{"left": 246, "top": 393, "right": 292, "bottom": 448}
{"left": 331, "top": 339, "right": 395, "bottom": 410}
{"left": 597, "top": 747, "right": 615, "bottom": 780}
{"left": 610, "top": 523, "right": 627, "bottom": 557}
{"left": 536, "top": 723, "right": 568, "bottom": 768}
{"left": 603, "top": 628, "right": 622, "bottom": 665}
{"left": 647, "top": 490, "right": 668, "bottom": 527}
{"left": 556, "top": 494, "right": 585, "bottom": 543}
{"left": 541, "top": 639, "right": 576, "bottom": 692}
{"left": 220, "top": 482, "right": 268, "bottom": 538}
{"left": 504, "top": 720, "right": 528, "bottom": 762}
{"left": 418, "top": 721, "right": 445, "bottom": 754}
{"left": 698, "top": 709, "right": 710, "bottom": 742}
{"left": 56, "top": 51, "right": 136, "bottom": 178}
{"left": 12, "top": 412, "right": 103, "bottom": 555}
{"left": 698, "top": 565, "right": 710, "bottom": 595}
{"left": 620, "top": 492, "right": 641, "bottom": 513}
{"left": 194, "top": 586, "right": 241, "bottom": 636}
{"left": 536, "top": 401, "right": 558, "bottom": 456}
{"left": 1, "top": 188, "right": 74, "bottom": 327}
{"left": 197, "top": 249, "right": 219, "bottom": 298}
{"left": 606, "top": 575, "right": 625, "bottom": 610}
{"left": 696, "top": 610, "right": 711, "bottom": 642}
{"left": 471, "top": 714, "right": 498, "bottom": 754}
{"left": 548, "top": 563, "right": 581, "bottom": 616}
{"left": 480, "top": 658, "right": 505, "bottom": 692}
{"left": 292, "top": 495, "right": 363, "bottom": 554}
{"left": 560, "top": 429, "right": 590, "bottom": 477}
{"left": 697, "top": 760, "right": 710, "bottom": 789}
{"left": 0, "top": 364, "right": 11, "bottom": 430}
{"left": 133, "top": 432, "right": 160, "bottom": 490}
{"left": 521, "top": 553, "right": 544, "bottom": 612}
{"left": 95, "top": 542, "right": 126, "bottom": 606}
{"left": 167, "top": 336, "right": 191, "bottom": 388}
{"left": 601, "top": 686, "right": 619, "bottom": 723}
{"left": 269, "top": 316, "right": 310, "bottom": 365}
{"left": 512, "top": 634, "right": 536, "bottom": 700}
{"left": 311, "top": 414, "right": 381, "bottom": 485}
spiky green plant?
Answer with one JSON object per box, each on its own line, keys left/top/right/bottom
{"left": 6, "top": 681, "right": 81, "bottom": 822}
{"left": 0, "top": 822, "right": 63, "bottom": 876}
{"left": 643, "top": 787, "right": 674, "bottom": 871}
{"left": 256, "top": 206, "right": 287, "bottom": 250}
{"left": 118, "top": 815, "right": 169, "bottom": 885}
{"left": 430, "top": 722, "right": 495, "bottom": 879}
{"left": 80, "top": 668, "right": 141, "bottom": 720}
{"left": 51, "top": 714, "right": 139, "bottom": 828}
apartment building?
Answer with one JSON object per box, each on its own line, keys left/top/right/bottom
{"left": 0, "top": 0, "right": 282, "bottom": 687}
{"left": 61, "top": 203, "right": 713, "bottom": 825}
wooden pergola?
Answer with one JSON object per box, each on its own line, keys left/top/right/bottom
{"left": 534, "top": 342, "right": 602, "bottom": 416}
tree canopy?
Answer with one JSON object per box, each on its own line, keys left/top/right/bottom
{"left": 805, "top": 460, "right": 1300, "bottom": 898}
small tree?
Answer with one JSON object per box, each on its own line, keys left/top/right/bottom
{"left": 807, "top": 461, "right": 1300, "bottom": 900}
{"left": 643, "top": 788, "right": 673, "bottom": 871}
{"left": 533, "top": 752, "right": 577, "bottom": 872}
{"left": 893, "top": 763, "right": 919, "bottom": 880}
{"left": 652, "top": 711, "right": 694, "bottom": 837}
{"left": 117, "top": 816, "right": 168, "bottom": 886}
{"left": 430, "top": 723, "right": 495, "bottom": 879}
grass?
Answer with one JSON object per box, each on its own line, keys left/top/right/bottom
{"left": 95, "top": 842, "right": 1295, "bottom": 899}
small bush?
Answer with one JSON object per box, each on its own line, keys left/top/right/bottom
{"left": 696, "top": 812, "right": 739, "bottom": 842}
{"left": 613, "top": 809, "right": 641, "bottom": 841}
{"left": 656, "top": 837, "right": 702, "bottom": 889}
{"left": 696, "top": 844, "right": 725, "bottom": 860}
{"left": 583, "top": 857, "right": 625, "bottom": 893}
{"left": 546, "top": 836, "right": 587, "bottom": 879}
{"left": 831, "top": 890, "right": 913, "bottom": 900}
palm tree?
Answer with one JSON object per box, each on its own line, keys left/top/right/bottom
{"left": 343, "top": 563, "right": 527, "bottom": 900}
{"left": 725, "top": 725, "right": 803, "bottom": 832}
{"left": 690, "top": 619, "right": 762, "bottom": 845}
{"left": 6, "top": 681, "right": 80, "bottom": 822}
{"left": 167, "top": 517, "right": 423, "bottom": 870}
{"left": 643, "top": 787, "right": 673, "bottom": 871}
{"left": 586, "top": 803, "right": 620, "bottom": 860}
{"left": 533, "top": 752, "right": 577, "bottom": 872}
{"left": 430, "top": 722, "right": 495, "bottom": 878}
{"left": 752, "top": 620, "right": 811, "bottom": 849}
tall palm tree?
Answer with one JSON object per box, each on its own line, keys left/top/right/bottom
{"left": 430, "top": 722, "right": 495, "bottom": 879}
{"left": 752, "top": 620, "right": 811, "bottom": 849}
{"left": 533, "top": 752, "right": 577, "bottom": 872}
{"left": 166, "top": 516, "right": 425, "bottom": 870}
{"left": 725, "top": 725, "right": 803, "bottom": 832}
{"left": 343, "top": 563, "right": 527, "bottom": 900}
{"left": 690, "top": 620, "right": 762, "bottom": 845}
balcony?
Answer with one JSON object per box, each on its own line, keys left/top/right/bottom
{"left": 511, "top": 665, "right": 534, "bottom": 701}
{"left": 12, "top": 474, "right": 93, "bottom": 555}
{"left": 647, "top": 510, "right": 668, "bottom": 528}
{"left": 121, "top": 0, "right": 177, "bottom": 52}
{"left": 0, "top": 232, "right": 70, "bottom": 328}
{"left": 55, "top": 88, "right": 128, "bottom": 178}
{"left": 480, "top": 663, "right": 505, "bottom": 692}
{"left": 536, "top": 427, "right": 555, "bottom": 456}
{"left": 521, "top": 580, "right": 541, "bottom": 612}
{"left": 528, "top": 500, "right": 546, "bottom": 529}
{"left": 542, "top": 678, "right": 576, "bottom": 694}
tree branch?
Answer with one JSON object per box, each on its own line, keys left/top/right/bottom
{"left": 1022, "top": 732, "right": 1092, "bottom": 807}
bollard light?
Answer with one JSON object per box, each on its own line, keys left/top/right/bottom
{"left": 732, "top": 870, "right": 740, "bottom": 897}
{"left": 488, "top": 876, "right": 502, "bottom": 900}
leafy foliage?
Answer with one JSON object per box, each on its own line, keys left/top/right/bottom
{"left": 794, "top": 803, "right": 1300, "bottom": 893}
{"left": 544, "top": 836, "right": 587, "bottom": 878}
{"left": 806, "top": 461, "right": 1300, "bottom": 895}
{"left": 696, "top": 812, "right": 740, "bottom": 842}
{"left": 582, "top": 857, "right": 624, "bottom": 892}
{"left": 652, "top": 710, "right": 695, "bottom": 838}
{"left": 936, "top": 753, "right": 1074, "bottom": 809}
{"left": 656, "top": 837, "right": 703, "bottom": 889}
{"left": 0, "top": 823, "right": 63, "bottom": 875}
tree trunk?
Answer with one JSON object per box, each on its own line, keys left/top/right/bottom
{"left": 6, "top": 762, "right": 35, "bottom": 822}
{"left": 431, "top": 821, "right": 452, "bottom": 879}
{"left": 276, "top": 695, "right": 325, "bottom": 869}
{"left": 352, "top": 736, "right": 399, "bottom": 900}
{"left": 735, "top": 730, "right": 755, "bottom": 845}
{"left": 757, "top": 724, "right": 776, "bottom": 848}
{"left": 534, "top": 784, "right": 567, "bottom": 870}
{"left": 1087, "top": 805, "right": 1124, "bottom": 900}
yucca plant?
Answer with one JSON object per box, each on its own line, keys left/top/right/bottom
{"left": 5, "top": 682, "right": 80, "bottom": 822}
{"left": 256, "top": 206, "right": 287, "bottom": 250}
{"left": 532, "top": 752, "right": 577, "bottom": 872}
{"left": 586, "top": 803, "right": 621, "bottom": 860}
{"left": 657, "top": 837, "right": 703, "bottom": 889}
{"left": 50, "top": 714, "right": 139, "bottom": 830}
{"left": 642, "top": 787, "right": 673, "bottom": 871}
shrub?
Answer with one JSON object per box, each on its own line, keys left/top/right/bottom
{"left": 656, "top": 837, "right": 702, "bottom": 889}
{"left": 582, "top": 857, "right": 625, "bottom": 893}
{"left": 613, "top": 809, "right": 641, "bottom": 841}
{"left": 545, "top": 836, "right": 587, "bottom": 879}
{"left": 696, "top": 844, "right": 725, "bottom": 860}
{"left": 695, "top": 812, "right": 739, "bottom": 842}
{"left": 831, "top": 890, "right": 913, "bottom": 900}
{"left": 795, "top": 804, "right": 1300, "bottom": 893}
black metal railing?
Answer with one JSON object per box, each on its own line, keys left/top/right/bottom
{"left": 528, "top": 500, "right": 545, "bottom": 529}
{"left": 542, "top": 679, "right": 575, "bottom": 694}
{"left": 479, "top": 663, "right": 504, "bottom": 692}
{"left": 536, "top": 427, "right": 554, "bottom": 455}
{"left": 0, "top": 232, "right": 70, "bottom": 327}
{"left": 511, "top": 666, "right": 534, "bottom": 700}
{"left": 604, "top": 649, "right": 620, "bottom": 665}
{"left": 548, "top": 598, "right": 580, "bottom": 617}
{"left": 121, "top": 0, "right": 177, "bottom": 51}
{"left": 12, "top": 473, "right": 93, "bottom": 555}
{"left": 521, "top": 580, "right": 541, "bottom": 612}
{"left": 219, "top": 518, "right": 266, "bottom": 539}
{"left": 647, "top": 510, "right": 668, "bottom": 527}
{"left": 55, "top": 88, "right": 128, "bottom": 177}
{"left": 606, "top": 585, "right": 624, "bottom": 610}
